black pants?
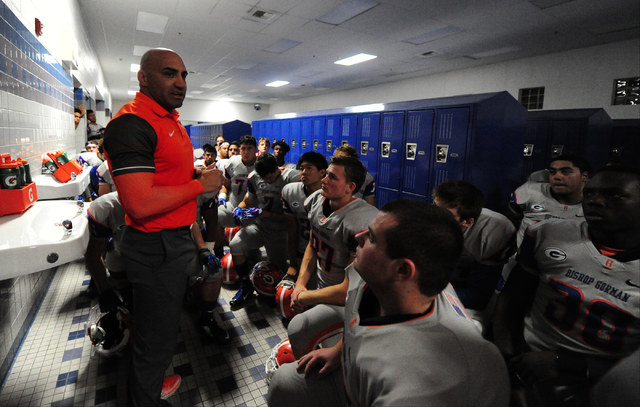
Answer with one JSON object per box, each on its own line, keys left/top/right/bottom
{"left": 120, "top": 226, "right": 194, "bottom": 406}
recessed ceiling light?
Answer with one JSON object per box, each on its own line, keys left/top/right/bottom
{"left": 136, "top": 11, "right": 168, "bottom": 34}
{"left": 317, "top": 0, "right": 378, "bottom": 25}
{"left": 130, "top": 64, "right": 140, "bottom": 73}
{"left": 266, "top": 80, "right": 290, "bottom": 87}
{"left": 334, "top": 53, "right": 377, "bottom": 66}
{"left": 263, "top": 39, "right": 302, "bottom": 54}
{"left": 133, "top": 45, "right": 152, "bottom": 57}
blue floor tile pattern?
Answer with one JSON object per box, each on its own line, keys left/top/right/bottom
{"left": 0, "top": 257, "right": 289, "bottom": 406}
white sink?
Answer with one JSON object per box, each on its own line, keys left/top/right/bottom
{"left": 0, "top": 200, "right": 90, "bottom": 280}
{"left": 33, "top": 167, "right": 91, "bottom": 200}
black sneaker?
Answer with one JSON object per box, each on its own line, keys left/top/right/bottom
{"left": 201, "top": 319, "right": 231, "bottom": 345}
{"left": 230, "top": 284, "right": 253, "bottom": 308}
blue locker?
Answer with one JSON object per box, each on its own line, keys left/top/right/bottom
{"left": 252, "top": 91, "right": 527, "bottom": 210}
{"left": 378, "top": 112, "right": 404, "bottom": 190}
{"left": 311, "top": 116, "right": 326, "bottom": 155}
{"left": 376, "top": 187, "right": 401, "bottom": 209}
{"left": 610, "top": 119, "right": 640, "bottom": 165}
{"left": 281, "top": 119, "right": 291, "bottom": 146}
{"left": 250, "top": 121, "right": 260, "bottom": 140}
{"left": 340, "top": 115, "right": 358, "bottom": 148}
{"left": 272, "top": 120, "right": 281, "bottom": 145}
{"left": 431, "top": 107, "right": 470, "bottom": 190}
{"left": 300, "top": 118, "right": 313, "bottom": 157}
{"left": 526, "top": 109, "right": 612, "bottom": 177}
{"left": 356, "top": 113, "right": 380, "bottom": 178}
{"left": 325, "top": 116, "right": 340, "bottom": 159}
{"left": 401, "top": 191, "right": 430, "bottom": 202}
{"left": 290, "top": 119, "right": 302, "bottom": 163}
{"left": 402, "top": 110, "right": 434, "bottom": 197}
{"left": 263, "top": 120, "right": 274, "bottom": 141}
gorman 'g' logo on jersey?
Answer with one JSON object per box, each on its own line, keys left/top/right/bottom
{"left": 544, "top": 247, "right": 567, "bottom": 261}
{"left": 530, "top": 204, "right": 545, "bottom": 212}
{"left": 291, "top": 202, "right": 300, "bottom": 208}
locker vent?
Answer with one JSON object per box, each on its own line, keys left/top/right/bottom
{"left": 245, "top": 8, "right": 278, "bottom": 23}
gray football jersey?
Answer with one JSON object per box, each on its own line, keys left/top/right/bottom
{"left": 463, "top": 208, "right": 516, "bottom": 266}
{"left": 513, "top": 181, "right": 583, "bottom": 244}
{"left": 305, "top": 190, "right": 378, "bottom": 288}
{"left": 246, "top": 167, "right": 300, "bottom": 231}
{"left": 224, "top": 155, "right": 255, "bottom": 207}
{"left": 519, "top": 220, "right": 640, "bottom": 358}
{"left": 86, "top": 192, "right": 126, "bottom": 272}
{"left": 282, "top": 181, "right": 311, "bottom": 255}
{"left": 342, "top": 274, "right": 509, "bottom": 407}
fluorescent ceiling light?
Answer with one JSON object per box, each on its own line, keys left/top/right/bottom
{"left": 317, "top": 0, "right": 378, "bottom": 25}
{"left": 266, "top": 80, "right": 290, "bottom": 87}
{"left": 263, "top": 39, "right": 302, "bottom": 54}
{"left": 468, "top": 46, "right": 520, "bottom": 59}
{"left": 219, "top": 97, "right": 233, "bottom": 102}
{"left": 133, "top": 45, "right": 152, "bottom": 57}
{"left": 130, "top": 64, "right": 140, "bottom": 72}
{"left": 334, "top": 53, "right": 377, "bottom": 66}
{"left": 348, "top": 103, "right": 385, "bottom": 113}
{"left": 274, "top": 113, "right": 297, "bottom": 119}
{"left": 127, "top": 90, "right": 137, "bottom": 96}
{"left": 136, "top": 11, "right": 168, "bottom": 34}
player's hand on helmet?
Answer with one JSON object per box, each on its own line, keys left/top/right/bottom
{"left": 296, "top": 346, "right": 341, "bottom": 378}
{"left": 218, "top": 197, "right": 227, "bottom": 208}
{"left": 290, "top": 285, "right": 308, "bottom": 314}
{"left": 99, "top": 287, "right": 125, "bottom": 313}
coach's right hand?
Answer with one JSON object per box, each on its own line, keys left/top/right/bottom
{"left": 199, "top": 165, "right": 223, "bottom": 193}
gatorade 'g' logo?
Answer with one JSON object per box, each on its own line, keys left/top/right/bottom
{"left": 4, "top": 175, "right": 17, "bottom": 188}
{"left": 544, "top": 247, "right": 567, "bottom": 261}
{"left": 531, "top": 204, "right": 545, "bottom": 212}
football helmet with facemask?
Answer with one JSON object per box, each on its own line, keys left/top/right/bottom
{"left": 220, "top": 252, "right": 239, "bottom": 285}
{"left": 86, "top": 304, "right": 132, "bottom": 357}
{"left": 275, "top": 277, "right": 297, "bottom": 320}
{"left": 250, "top": 261, "right": 284, "bottom": 297}
{"left": 265, "top": 339, "right": 296, "bottom": 384}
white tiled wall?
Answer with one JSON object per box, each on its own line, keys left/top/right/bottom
{"left": 0, "top": 0, "right": 110, "bottom": 383}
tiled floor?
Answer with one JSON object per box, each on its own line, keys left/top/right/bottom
{"left": 0, "top": 257, "right": 288, "bottom": 406}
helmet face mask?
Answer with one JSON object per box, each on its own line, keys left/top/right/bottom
{"left": 86, "top": 304, "right": 132, "bottom": 357}
{"left": 265, "top": 339, "right": 295, "bottom": 384}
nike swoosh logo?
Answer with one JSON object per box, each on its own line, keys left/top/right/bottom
{"left": 169, "top": 130, "right": 175, "bottom": 137}
{"left": 575, "top": 214, "right": 584, "bottom": 217}
{"left": 626, "top": 279, "right": 640, "bottom": 288}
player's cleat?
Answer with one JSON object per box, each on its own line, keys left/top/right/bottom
{"left": 201, "top": 318, "right": 231, "bottom": 345}
{"left": 229, "top": 283, "right": 253, "bottom": 308}
{"left": 160, "top": 374, "right": 181, "bottom": 400}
